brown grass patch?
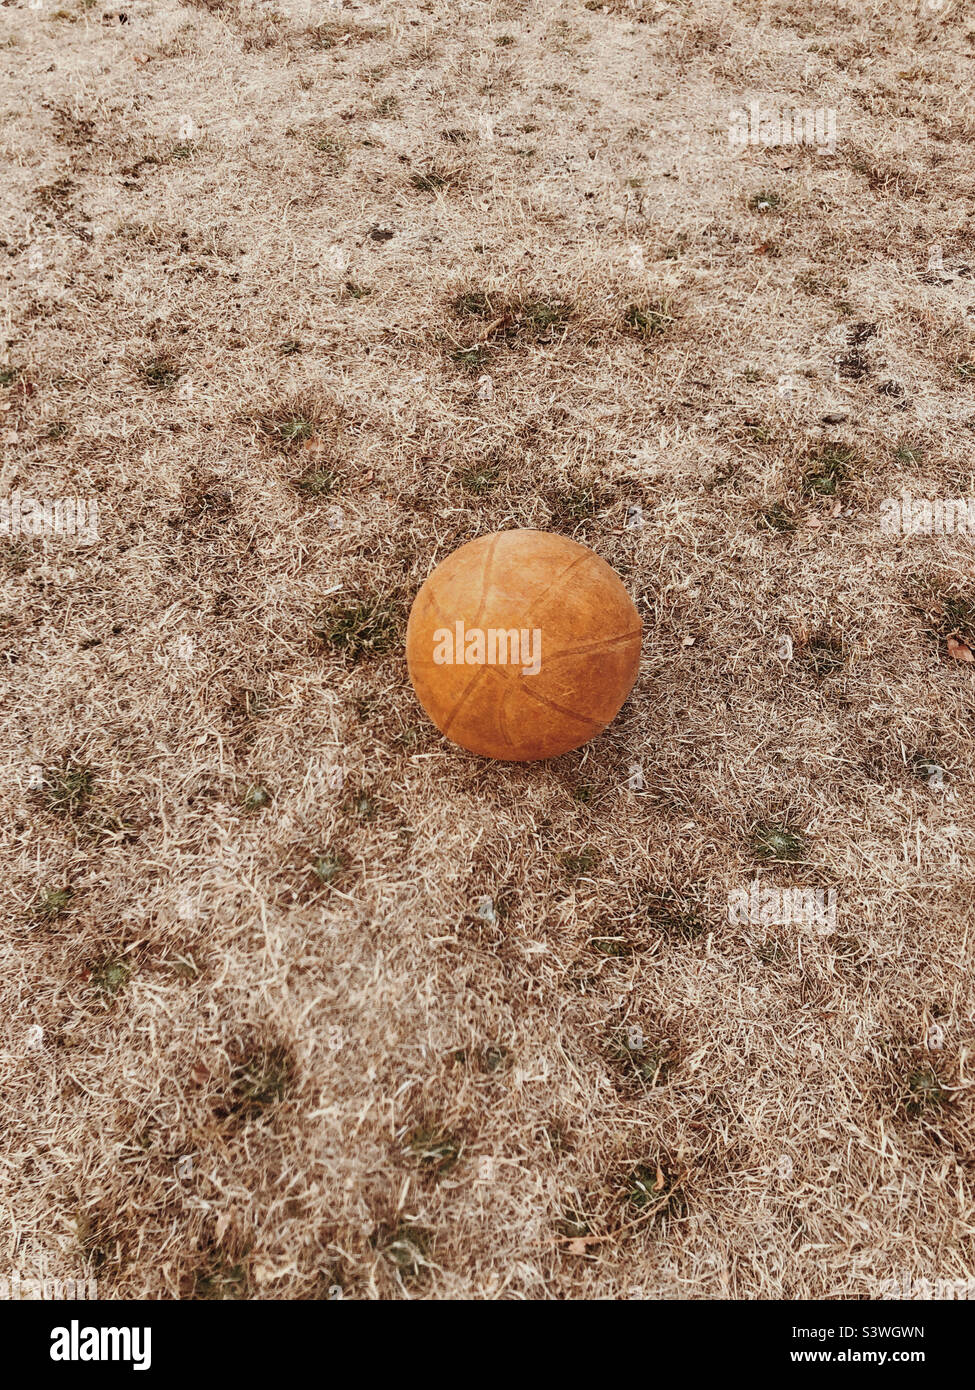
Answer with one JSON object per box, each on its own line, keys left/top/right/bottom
{"left": 3, "top": 0, "right": 975, "bottom": 1303}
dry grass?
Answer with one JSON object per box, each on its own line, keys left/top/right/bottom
{"left": 2, "top": 0, "right": 975, "bottom": 1300}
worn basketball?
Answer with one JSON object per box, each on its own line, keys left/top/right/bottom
{"left": 406, "top": 529, "right": 642, "bottom": 761}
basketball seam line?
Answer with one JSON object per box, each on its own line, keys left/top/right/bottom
{"left": 482, "top": 663, "right": 603, "bottom": 729}
{"left": 496, "top": 681, "right": 517, "bottom": 752}
{"left": 544, "top": 629, "right": 643, "bottom": 661}
{"left": 519, "top": 547, "right": 601, "bottom": 627}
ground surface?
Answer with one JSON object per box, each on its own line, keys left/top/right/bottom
{"left": 2, "top": 0, "right": 975, "bottom": 1300}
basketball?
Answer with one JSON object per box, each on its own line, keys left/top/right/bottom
{"left": 406, "top": 529, "right": 642, "bottom": 761}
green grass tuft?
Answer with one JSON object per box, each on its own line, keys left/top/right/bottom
{"left": 90, "top": 955, "right": 131, "bottom": 997}
{"left": 623, "top": 299, "right": 675, "bottom": 338}
{"left": 241, "top": 784, "right": 272, "bottom": 812}
{"left": 294, "top": 468, "right": 336, "bottom": 497}
{"left": 142, "top": 357, "right": 181, "bottom": 389}
{"left": 752, "top": 822, "right": 805, "bottom": 862}
{"left": 758, "top": 503, "right": 797, "bottom": 533}
{"left": 33, "top": 886, "right": 73, "bottom": 921}
{"left": 315, "top": 599, "right": 399, "bottom": 660}
{"left": 561, "top": 845, "right": 599, "bottom": 880}
{"left": 311, "top": 850, "right": 344, "bottom": 884}
{"left": 224, "top": 1042, "right": 295, "bottom": 1119}
{"left": 43, "top": 761, "right": 94, "bottom": 817}
{"left": 904, "top": 1067, "right": 947, "bottom": 1117}
{"left": 406, "top": 1125, "right": 460, "bottom": 1175}
{"left": 802, "top": 444, "right": 858, "bottom": 496}
{"left": 457, "top": 461, "right": 500, "bottom": 494}
{"left": 266, "top": 415, "right": 317, "bottom": 445}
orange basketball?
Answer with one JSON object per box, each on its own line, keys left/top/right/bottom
{"left": 406, "top": 529, "right": 642, "bottom": 761}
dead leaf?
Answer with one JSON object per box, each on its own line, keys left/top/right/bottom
{"left": 132, "top": 52, "right": 151, "bottom": 64}
{"left": 190, "top": 1061, "right": 209, "bottom": 1085}
{"left": 947, "top": 636, "right": 974, "bottom": 663}
{"left": 654, "top": 1164, "right": 666, "bottom": 1191}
